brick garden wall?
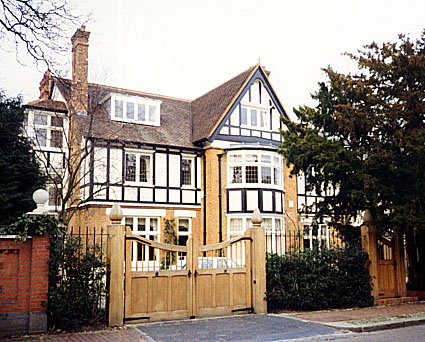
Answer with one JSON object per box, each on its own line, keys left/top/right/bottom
{"left": 0, "top": 233, "right": 50, "bottom": 337}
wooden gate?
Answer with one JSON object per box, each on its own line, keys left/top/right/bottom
{"left": 377, "top": 236, "right": 397, "bottom": 298}
{"left": 123, "top": 226, "right": 254, "bottom": 323}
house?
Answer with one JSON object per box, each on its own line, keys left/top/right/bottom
{"left": 24, "top": 26, "right": 302, "bottom": 259}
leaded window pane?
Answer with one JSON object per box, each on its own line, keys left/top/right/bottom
{"left": 246, "top": 166, "right": 258, "bottom": 183}
{"left": 250, "top": 109, "right": 257, "bottom": 126}
{"left": 138, "top": 218, "right": 146, "bottom": 232}
{"left": 125, "top": 153, "right": 136, "bottom": 181}
{"left": 115, "top": 100, "right": 123, "bottom": 118}
{"left": 231, "top": 166, "right": 242, "bottom": 183}
{"left": 182, "top": 159, "right": 192, "bottom": 185}
{"left": 246, "top": 154, "right": 258, "bottom": 163}
{"left": 34, "top": 114, "right": 47, "bottom": 125}
{"left": 241, "top": 107, "right": 247, "bottom": 125}
{"left": 127, "top": 102, "right": 134, "bottom": 119}
{"left": 139, "top": 155, "right": 150, "bottom": 182}
{"left": 178, "top": 219, "right": 189, "bottom": 232}
{"left": 261, "top": 166, "right": 271, "bottom": 184}
{"left": 51, "top": 130, "right": 63, "bottom": 148}
{"left": 230, "top": 218, "right": 243, "bottom": 232}
{"left": 138, "top": 104, "right": 145, "bottom": 121}
{"left": 35, "top": 128, "right": 47, "bottom": 146}
{"left": 51, "top": 116, "right": 63, "bottom": 127}
{"left": 149, "top": 105, "right": 156, "bottom": 122}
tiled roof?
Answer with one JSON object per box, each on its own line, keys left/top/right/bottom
{"left": 191, "top": 65, "right": 258, "bottom": 143}
{"left": 27, "top": 64, "right": 260, "bottom": 148}
{"left": 54, "top": 79, "right": 199, "bottom": 149}
{"left": 25, "top": 99, "right": 68, "bottom": 113}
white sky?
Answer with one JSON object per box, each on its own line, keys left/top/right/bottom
{"left": 1, "top": 0, "right": 424, "bottom": 119}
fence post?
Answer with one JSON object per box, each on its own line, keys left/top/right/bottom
{"left": 107, "top": 203, "right": 125, "bottom": 327}
{"left": 361, "top": 209, "right": 379, "bottom": 300}
{"left": 247, "top": 208, "right": 267, "bottom": 314}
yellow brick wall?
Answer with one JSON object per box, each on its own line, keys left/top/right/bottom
{"left": 202, "top": 147, "right": 227, "bottom": 245}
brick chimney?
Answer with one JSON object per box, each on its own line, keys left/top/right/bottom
{"left": 71, "top": 25, "right": 90, "bottom": 115}
{"left": 39, "top": 70, "right": 51, "bottom": 99}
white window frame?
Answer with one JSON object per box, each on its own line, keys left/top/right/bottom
{"left": 109, "top": 94, "right": 161, "bottom": 126}
{"left": 303, "top": 224, "right": 329, "bottom": 250}
{"left": 228, "top": 215, "right": 285, "bottom": 255}
{"left": 124, "top": 149, "right": 153, "bottom": 186}
{"left": 27, "top": 111, "right": 67, "bottom": 152}
{"left": 227, "top": 151, "right": 283, "bottom": 189}
{"left": 181, "top": 154, "right": 195, "bottom": 188}
{"left": 124, "top": 216, "right": 161, "bottom": 269}
{"left": 240, "top": 105, "right": 269, "bottom": 130}
{"left": 177, "top": 217, "right": 192, "bottom": 245}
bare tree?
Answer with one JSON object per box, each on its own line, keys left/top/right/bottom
{"left": 0, "top": 0, "right": 85, "bottom": 67}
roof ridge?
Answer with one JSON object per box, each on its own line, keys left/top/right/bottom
{"left": 54, "top": 77, "right": 191, "bottom": 103}
{"left": 192, "top": 64, "right": 259, "bottom": 102}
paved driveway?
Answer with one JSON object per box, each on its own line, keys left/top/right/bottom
{"left": 135, "top": 314, "right": 347, "bottom": 342}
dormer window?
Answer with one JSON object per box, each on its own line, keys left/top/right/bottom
{"left": 106, "top": 94, "right": 161, "bottom": 126}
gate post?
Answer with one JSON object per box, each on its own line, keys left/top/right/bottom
{"left": 393, "top": 226, "right": 407, "bottom": 297}
{"left": 248, "top": 208, "right": 267, "bottom": 314}
{"left": 361, "top": 209, "right": 379, "bottom": 300}
{"left": 107, "top": 203, "right": 125, "bottom": 327}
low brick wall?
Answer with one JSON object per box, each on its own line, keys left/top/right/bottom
{"left": 0, "top": 233, "right": 50, "bottom": 337}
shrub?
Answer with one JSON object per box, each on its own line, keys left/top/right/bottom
{"left": 47, "top": 229, "right": 107, "bottom": 330}
{"left": 266, "top": 247, "right": 374, "bottom": 311}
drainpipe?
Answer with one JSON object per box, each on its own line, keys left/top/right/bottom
{"left": 203, "top": 154, "right": 207, "bottom": 246}
{"left": 217, "top": 152, "right": 226, "bottom": 243}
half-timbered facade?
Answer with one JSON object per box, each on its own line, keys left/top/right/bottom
{"left": 24, "top": 26, "right": 299, "bottom": 256}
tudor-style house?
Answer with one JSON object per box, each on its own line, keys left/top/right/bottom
{"left": 24, "top": 26, "right": 300, "bottom": 259}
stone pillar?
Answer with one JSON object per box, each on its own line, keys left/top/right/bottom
{"left": 107, "top": 204, "right": 125, "bottom": 327}
{"left": 393, "top": 226, "right": 407, "bottom": 297}
{"left": 361, "top": 209, "right": 379, "bottom": 300}
{"left": 247, "top": 208, "right": 267, "bottom": 314}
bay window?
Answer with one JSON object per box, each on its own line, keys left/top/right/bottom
{"left": 228, "top": 151, "right": 283, "bottom": 187}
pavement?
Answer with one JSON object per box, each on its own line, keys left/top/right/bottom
{"left": 3, "top": 301, "right": 425, "bottom": 341}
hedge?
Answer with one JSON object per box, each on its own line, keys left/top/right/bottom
{"left": 266, "top": 246, "right": 374, "bottom": 311}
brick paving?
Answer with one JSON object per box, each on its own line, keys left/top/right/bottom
{"left": 290, "top": 302, "right": 425, "bottom": 323}
{"left": 3, "top": 328, "right": 145, "bottom": 342}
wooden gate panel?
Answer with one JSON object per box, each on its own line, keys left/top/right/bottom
{"left": 124, "top": 231, "right": 253, "bottom": 322}
{"left": 377, "top": 237, "right": 397, "bottom": 299}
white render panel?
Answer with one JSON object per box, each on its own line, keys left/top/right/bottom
{"left": 241, "top": 129, "right": 250, "bottom": 136}
{"left": 109, "top": 186, "right": 122, "bottom": 201}
{"left": 49, "top": 152, "right": 63, "bottom": 170}
{"left": 228, "top": 191, "right": 242, "bottom": 212}
{"left": 169, "top": 189, "right": 180, "bottom": 203}
{"left": 263, "top": 191, "right": 273, "bottom": 211}
{"left": 297, "top": 175, "right": 305, "bottom": 194}
{"left": 251, "top": 131, "right": 261, "bottom": 137}
{"left": 93, "top": 185, "right": 106, "bottom": 200}
{"left": 220, "top": 126, "right": 229, "bottom": 135}
{"left": 182, "top": 190, "right": 195, "bottom": 203}
{"left": 155, "top": 153, "right": 167, "bottom": 186}
{"left": 140, "top": 188, "right": 153, "bottom": 201}
{"left": 272, "top": 133, "right": 281, "bottom": 141}
{"left": 174, "top": 210, "right": 197, "bottom": 218}
{"left": 230, "top": 127, "right": 239, "bottom": 135}
{"left": 197, "top": 191, "right": 202, "bottom": 204}
{"left": 93, "top": 147, "right": 107, "bottom": 184}
{"left": 246, "top": 190, "right": 258, "bottom": 211}
{"left": 155, "top": 188, "right": 167, "bottom": 202}
{"left": 272, "top": 110, "right": 280, "bottom": 132}
{"left": 110, "top": 148, "right": 122, "bottom": 183}
{"left": 275, "top": 192, "right": 282, "bottom": 211}
{"left": 106, "top": 207, "right": 166, "bottom": 217}
{"left": 169, "top": 154, "right": 180, "bottom": 187}
{"left": 125, "top": 187, "right": 138, "bottom": 201}
{"left": 197, "top": 157, "right": 201, "bottom": 188}
{"left": 261, "top": 132, "right": 272, "bottom": 140}
{"left": 230, "top": 107, "right": 239, "bottom": 126}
